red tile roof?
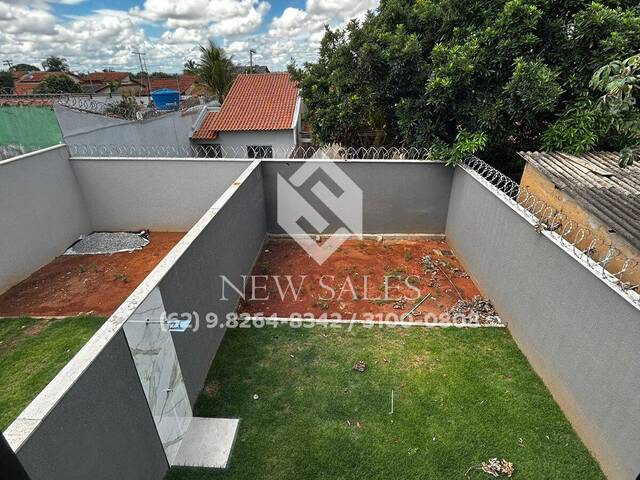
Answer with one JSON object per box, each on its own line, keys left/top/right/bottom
{"left": 140, "top": 75, "right": 197, "bottom": 95}
{"left": 192, "top": 73, "right": 298, "bottom": 140}
{"left": 81, "top": 72, "right": 131, "bottom": 84}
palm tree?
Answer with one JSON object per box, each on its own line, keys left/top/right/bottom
{"left": 198, "top": 41, "right": 234, "bottom": 103}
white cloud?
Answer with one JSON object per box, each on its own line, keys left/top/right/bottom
{"left": 131, "top": 0, "right": 270, "bottom": 35}
{"left": 0, "top": 0, "right": 380, "bottom": 73}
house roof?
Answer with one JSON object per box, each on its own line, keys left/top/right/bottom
{"left": 81, "top": 72, "right": 130, "bottom": 84}
{"left": 140, "top": 75, "right": 197, "bottom": 95}
{"left": 16, "top": 71, "right": 77, "bottom": 83}
{"left": 192, "top": 73, "right": 298, "bottom": 140}
{"left": 519, "top": 151, "right": 640, "bottom": 251}
{"left": 80, "top": 83, "right": 111, "bottom": 94}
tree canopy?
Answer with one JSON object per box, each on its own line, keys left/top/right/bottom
{"left": 13, "top": 64, "right": 39, "bottom": 72}
{"left": 42, "top": 56, "right": 69, "bottom": 72}
{"left": 291, "top": 0, "right": 640, "bottom": 169}
{"left": 198, "top": 41, "right": 235, "bottom": 103}
{"left": 33, "top": 75, "right": 81, "bottom": 94}
{"left": 0, "top": 71, "right": 13, "bottom": 92}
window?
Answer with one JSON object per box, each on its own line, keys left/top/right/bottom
{"left": 247, "top": 145, "right": 273, "bottom": 159}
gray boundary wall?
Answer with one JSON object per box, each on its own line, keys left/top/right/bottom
{"left": 261, "top": 160, "right": 452, "bottom": 234}
{"left": 160, "top": 162, "right": 267, "bottom": 403}
{"left": 446, "top": 167, "right": 640, "bottom": 480}
{"left": 55, "top": 104, "right": 199, "bottom": 148}
{"left": 0, "top": 145, "right": 91, "bottom": 294}
{"left": 4, "top": 160, "right": 266, "bottom": 479}
{"left": 70, "top": 158, "right": 251, "bottom": 231}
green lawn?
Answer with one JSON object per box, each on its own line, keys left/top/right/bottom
{"left": 0, "top": 316, "right": 105, "bottom": 430}
{"left": 167, "top": 326, "right": 604, "bottom": 480}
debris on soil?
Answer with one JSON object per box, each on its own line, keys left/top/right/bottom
{"left": 445, "top": 296, "right": 501, "bottom": 324}
{"left": 421, "top": 255, "right": 435, "bottom": 272}
{"left": 65, "top": 231, "right": 149, "bottom": 255}
{"left": 481, "top": 458, "right": 515, "bottom": 477}
{"left": 393, "top": 297, "right": 406, "bottom": 309}
{"left": 352, "top": 361, "right": 367, "bottom": 372}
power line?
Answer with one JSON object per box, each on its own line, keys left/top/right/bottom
{"left": 2, "top": 60, "right": 13, "bottom": 70}
{"left": 131, "top": 51, "right": 152, "bottom": 99}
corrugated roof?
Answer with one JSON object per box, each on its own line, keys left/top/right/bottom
{"left": 192, "top": 73, "right": 297, "bottom": 140}
{"left": 519, "top": 151, "right": 640, "bottom": 250}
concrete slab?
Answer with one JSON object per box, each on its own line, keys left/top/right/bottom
{"left": 171, "top": 417, "right": 239, "bottom": 469}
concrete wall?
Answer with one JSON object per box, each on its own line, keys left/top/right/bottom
{"left": 5, "top": 160, "right": 266, "bottom": 479}
{"left": 196, "top": 129, "right": 295, "bottom": 158}
{"left": 261, "top": 160, "right": 452, "bottom": 234}
{"left": 70, "top": 158, "right": 251, "bottom": 231}
{"left": 13, "top": 330, "right": 167, "bottom": 480}
{"left": 446, "top": 167, "right": 640, "bottom": 480}
{"left": 56, "top": 104, "right": 200, "bottom": 148}
{"left": 0, "top": 145, "right": 91, "bottom": 294}
{"left": 160, "top": 162, "right": 267, "bottom": 403}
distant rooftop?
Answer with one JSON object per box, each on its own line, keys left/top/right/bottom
{"left": 81, "top": 72, "right": 132, "bottom": 84}
{"left": 192, "top": 73, "right": 297, "bottom": 140}
{"left": 141, "top": 75, "right": 197, "bottom": 95}
{"left": 519, "top": 151, "right": 640, "bottom": 250}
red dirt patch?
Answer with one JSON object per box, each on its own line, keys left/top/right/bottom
{"left": 239, "top": 238, "right": 481, "bottom": 321}
{"left": 0, "top": 232, "right": 184, "bottom": 318}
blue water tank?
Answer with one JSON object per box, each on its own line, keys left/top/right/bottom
{"left": 151, "top": 88, "right": 180, "bottom": 111}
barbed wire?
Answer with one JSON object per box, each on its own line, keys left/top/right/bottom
{"left": 0, "top": 89, "right": 207, "bottom": 120}
{"left": 67, "top": 143, "right": 434, "bottom": 159}
{"left": 464, "top": 156, "right": 639, "bottom": 305}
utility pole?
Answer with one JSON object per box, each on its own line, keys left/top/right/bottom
{"left": 2, "top": 59, "right": 13, "bottom": 70}
{"left": 132, "top": 51, "right": 152, "bottom": 103}
{"left": 249, "top": 49, "right": 256, "bottom": 73}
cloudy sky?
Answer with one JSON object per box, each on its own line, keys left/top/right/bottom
{"left": 0, "top": 0, "right": 378, "bottom": 73}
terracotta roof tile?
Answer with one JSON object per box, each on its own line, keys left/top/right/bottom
{"left": 81, "top": 72, "right": 130, "bottom": 84}
{"left": 140, "top": 75, "right": 198, "bottom": 95}
{"left": 193, "top": 73, "right": 297, "bottom": 140}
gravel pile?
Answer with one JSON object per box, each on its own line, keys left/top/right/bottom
{"left": 445, "top": 295, "right": 501, "bottom": 324}
{"left": 65, "top": 231, "right": 149, "bottom": 255}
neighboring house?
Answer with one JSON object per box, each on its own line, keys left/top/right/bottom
{"left": 519, "top": 151, "right": 640, "bottom": 287}
{"left": 191, "top": 72, "right": 305, "bottom": 158}
{"left": 80, "top": 72, "right": 141, "bottom": 95}
{"left": 14, "top": 71, "right": 80, "bottom": 95}
{"left": 140, "top": 75, "right": 198, "bottom": 96}
{"left": 232, "top": 65, "right": 270, "bottom": 74}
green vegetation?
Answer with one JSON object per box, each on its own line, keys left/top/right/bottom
{"left": 167, "top": 326, "right": 603, "bottom": 480}
{"left": 0, "top": 71, "right": 13, "bottom": 92}
{"left": 197, "top": 41, "right": 235, "bottom": 103}
{"left": 0, "top": 316, "right": 105, "bottom": 430}
{"left": 41, "top": 55, "right": 69, "bottom": 72}
{"left": 290, "top": 0, "right": 640, "bottom": 170}
{"left": 33, "top": 75, "right": 81, "bottom": 94}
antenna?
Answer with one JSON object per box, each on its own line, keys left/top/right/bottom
{"left": 249, "top": 49, "right": 256, "bottom": 73}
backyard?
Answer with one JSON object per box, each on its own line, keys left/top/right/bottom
{"left": 0, "top": 316, "right": 105, "bottom": 430}
{"left": 167, "top": 326, "right": 604, "bottom": 480}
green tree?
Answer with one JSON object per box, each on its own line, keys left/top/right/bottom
{"left": 42, "top": 56, "right": 69, "bottom": 72}
{"left": 0, "top": 71, "right": 13, "bottom": 92}
{"left": 198, "top": 41, "right": 235, "bottom": 103}
{"left": 184, "top": 59, "right": 198, "bottom": 75}
{"left": 293, "top": 0, "right": 640, "bottom": 168}
{"left": 33, "top": 75, "right": 81, "bottom": 94}
{"left": 13, "top": 64, "right": 40, "bottom": 72}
